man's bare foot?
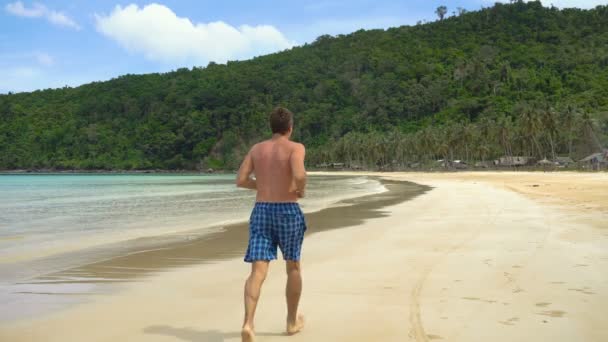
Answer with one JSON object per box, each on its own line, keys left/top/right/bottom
{"left": 241, "top": 325, "right": 255, "bottom": 342}
{"left": 286, "top": 314, "right": 305, "bottom": 335}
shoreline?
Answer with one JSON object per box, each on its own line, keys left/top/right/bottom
{"left": 2, "top": 168, "right": 605, "bottom": 175}
{"left": 0, "top": 177, "right": 429, "bottom": 323}
{"left": 1, "top": 171, "right": 606, "bottom": 342}
{"left": 0, "top": 174, "right": 382, "bottom": 267}
{"left": 35, "top": 178, "right": 428, "bottom": 281}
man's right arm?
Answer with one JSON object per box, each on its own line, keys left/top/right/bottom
{"left": 236, "top": 147, "right": 256, "bottom": 190}
{"left": 290, "top": 143, "right": 307, "bottom": 197}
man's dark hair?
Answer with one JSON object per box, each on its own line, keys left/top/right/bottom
{"left": 269, "top": 107, "right": 293, "bottom": 134}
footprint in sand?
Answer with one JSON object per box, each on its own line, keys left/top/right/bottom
{"left": 498, "top": 317, "right": 519, "bottom": 326}
{"left": 537, "top": 310, "right": 566, "bottom": 318}
{"left": 568, "top": 287, "right": 595, "bottom": 295}
{"left": 461, "top": 297, "right": 497, "bottom": 304}
{"left": 535, "top": 302, "right": 551, "bottom": 307}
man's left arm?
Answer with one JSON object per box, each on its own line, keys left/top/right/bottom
{"left": 236, "top": 149, "right": 256, "bottom": 190}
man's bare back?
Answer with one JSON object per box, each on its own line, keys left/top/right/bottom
{"left": 249, "top": 137, "right": 305, "bottom": 202}
{"left": 236, "top": 134, "right": 306, "bottom": 203}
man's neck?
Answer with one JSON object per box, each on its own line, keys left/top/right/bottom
{"left": 271, "top": 133, "right": 289, "bottom": 141}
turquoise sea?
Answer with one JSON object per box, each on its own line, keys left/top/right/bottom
{"left": 0, "top": 173, "right": 383, "bottom": 272}
{"left": 0, "top": 173, "right": 386, "bottom": 321}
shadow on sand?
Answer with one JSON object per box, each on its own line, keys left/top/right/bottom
{"left": 144, "top": 325, "right": 285, "bottom": 341}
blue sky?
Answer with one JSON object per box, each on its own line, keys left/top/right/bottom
{"left": 1, "top": 0, "right": 605, "bottom": 93}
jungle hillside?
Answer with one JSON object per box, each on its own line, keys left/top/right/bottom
{"left": 1, "top": 1, "right": 607, "bottom": 170}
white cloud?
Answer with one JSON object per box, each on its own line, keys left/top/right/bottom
{"left": 0, "top": 51, "right": 54, "bottom": 67}
{"left": 5, "top": 1, "right": 44, "bottom": 17}
{"left": 35, "top": 52, "right": 53, "bottom": 66}
{"left": 47, "top": 10, "right": 79, "bottom": 29}
{"left": 480, "top": 0, "right": 606, "bottom": 9}
{"left": 4, "top": 1, "right": 80, "bottom": 30}
{"left": 94, "top": 3, "right": 295, "bottom": 64}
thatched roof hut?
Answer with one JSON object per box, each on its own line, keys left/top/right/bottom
{"left": 497, "top": 156, "right": 534, "bottom": 166}
{"left": 554, "top": 157, "right": 574, "bottom": 166}
{"left": 580, "top": 151, "right": 608, "bottom": 164}
{"left": 474, "top": 161, "right": 492, "bottom": 168}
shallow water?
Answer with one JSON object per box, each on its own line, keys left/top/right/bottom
{"left": 0, "top": 173, "right": 384, "bottom": 271}
{"left": 0, "top": 174, "right": 429, "bottom": 323}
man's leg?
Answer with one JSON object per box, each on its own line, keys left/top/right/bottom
{"left": 285, "top": 260, "right": 305, "bottom": 335}
{"left": 242, "top": 260, "right": 269, "bottom": 341}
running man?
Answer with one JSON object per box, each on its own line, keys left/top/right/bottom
{"left": 236, "top": 107, "right": 307, "bottom": 341}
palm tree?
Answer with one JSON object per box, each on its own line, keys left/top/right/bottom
{"left": 540, "top": 104, "right": 558, "bottom": 160}
{"left": 496, "top": 116, "right": 514, "bottom": 159}
{"left": 559, "top": 104, "right": 578, "bottom": 158}
{"left": 478, "top": 144, "right": 491, "bottom": 164}
{"left": 520, "top": 105, "right": 544, "bottom": 158}
{"left": 420, "top": 127, "right": 438, "bottom": 163}
{"left": 435, "top": 6, "right": 448, "bottom": 21}
{"left": 580, "top": 110, "right": 604, "bottom": 152}
{"left": 460, "top": 123, "right": 474, "bottom": 162}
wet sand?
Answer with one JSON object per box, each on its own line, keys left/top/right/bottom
{"left": 0, "top": 178, "right": 428, "bottom": 322}
{"left": 35, "top": 179, "right": 427, "bottom": 282}
{"left": 1, "top": 172, "right": 607, "bottom": 341}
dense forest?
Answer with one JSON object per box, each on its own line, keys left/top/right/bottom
{"left": 1, "top": 1, "right": 607, "bottom": 171}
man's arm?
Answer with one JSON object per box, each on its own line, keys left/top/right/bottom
{"left": 236, "top": 149, "right": 256, "bottom": 190}
{"left": 290, "top": 143, "right": 307, "bottom": 197}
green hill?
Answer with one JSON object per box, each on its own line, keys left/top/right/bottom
{"left": 1, "top": 1, "right": 607, "bottom": 170}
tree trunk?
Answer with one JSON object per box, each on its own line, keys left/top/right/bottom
{"left": 548, "top": 134, "right": 556, "bottom": 160}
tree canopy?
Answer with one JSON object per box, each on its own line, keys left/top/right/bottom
{"left": 1, "top": 1, "right": 607, "bottom": 170}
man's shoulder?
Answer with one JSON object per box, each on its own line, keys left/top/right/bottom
{"left": 288, "top": 142, "right": 305, "bottom": 157}
{"left": 250, "top": 141, "right": 267, "bottom": 151}
{"left": 289, "top": 141, "right": 305, "bottom": 150}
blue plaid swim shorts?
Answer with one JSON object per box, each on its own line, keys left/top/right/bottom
{"left": 244, "top": 202, "right": 307, "bottom": 262}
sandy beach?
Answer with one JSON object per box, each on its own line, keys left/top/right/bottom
{"left": 1, "top": 171, "right": 607, "bottom": 341}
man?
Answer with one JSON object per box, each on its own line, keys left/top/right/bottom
{"left": 236, "top": 107, "right": 307, "bottom": 341}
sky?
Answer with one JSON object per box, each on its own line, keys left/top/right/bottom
{"left": 1, "top": 0, "right": 606, "bottom": 93}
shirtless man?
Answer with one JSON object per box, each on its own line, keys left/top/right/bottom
{"left": 236, "top": 107, "right": 307, "bottom": 341}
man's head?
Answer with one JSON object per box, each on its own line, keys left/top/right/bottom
{"left": 269, "top": 107, "right": 293, "bottom": 137}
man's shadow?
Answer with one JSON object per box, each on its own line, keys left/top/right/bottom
{"left": 144, "top": 325, "right": 285, "bottom": 342}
